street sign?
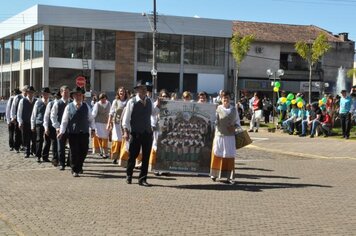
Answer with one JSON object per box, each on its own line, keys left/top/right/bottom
{"left": 76, "top": 76, "right": 86, "bottom": 88}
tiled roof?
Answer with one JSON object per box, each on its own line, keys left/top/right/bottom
{"left": 233, "top": 21, "right": 346, "bottom": 43}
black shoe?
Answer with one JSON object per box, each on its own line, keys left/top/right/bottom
{"left": 254, "top": 129, "right": 258, "bottom": 133}
{"left": 138, "top": 180, "right": 151, "bottom": 187}
{"left": 248, "top": 129, "right": 253, "bottom": 132}
{"left": 24, "top": 155, "right": 30, "bottom": 158}
{"left": 42, "top": 158, "right": 50, "bottom": 162}
{"left": 345, "top": 136, "right": 350, "bottom": 139}
{"left": 211, "top": 176, "right": 217, "bottom": 182}
{"left": 59, "top": 166, "right": 65, "bottom": 171}
{"left": 10, "top": 148, "right": 14, "bottom": 151}
{"left": 52, "top": 159, "right": 58, "bottom": 167}
{"left": 126, "top": 176, "right": 132, "bottom": 184}
{"left": 79, "top": 169, "right": 83, "bottom": 174}
{"left": 16, "top": 149, "right": 20, "bottom": 153}
{"left": 37, "top": 157, "right": 41, "bottom": 163}
{"left": 72, "top": 172, "right": 79, "bottom": 177}
{"left": 299, "top": 134, "right": 306, "bottom": 137}
{"left": 112, "top": 159, "right": 118, "bottom": 164}
{"left": 310, "top": 135, "right": 314, "bottom": 138}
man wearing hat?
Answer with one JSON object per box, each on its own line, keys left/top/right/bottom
{"left": 58, "top": 87, "right": 95, "bottom": 177}
{"left": 51, "top": 85, "right": 70, "bottom": 169}
{"left": 6, "top": 88, "right": 21, "bottom": 151}
{"left": 10, "top": 85, "right": 28, "bottom": 153}
{"left": 31, "top": 87, "right": 51, "bottom": 162}
{"left": 339, "top": 89, "right": 352, "bottom": 139}
{"left": 17, "top": 86, "right": 37, "bottom": 158}
{"left": 122, "top": 80, "right": 158, "bottom": 186}
{"left": 43, "top": 91, "right": 61, "bottom": 164}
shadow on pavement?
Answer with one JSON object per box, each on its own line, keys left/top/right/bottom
{"left": 236, "top": 173, "right": 300, "bottom": 180}
{"left": 165, "top": 181, "right": 332, "bottom": 192}
{"left": 236, "top": 167, "right": 274, "bottom": 172}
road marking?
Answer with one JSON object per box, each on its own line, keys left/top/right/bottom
{"left": 251, "top": 137, "right": 269, "bottom": 141}
{"left": 246, "top": 144, "right": 356, "bottom": 160}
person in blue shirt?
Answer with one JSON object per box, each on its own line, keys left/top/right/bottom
{"left": 282, "top": 103, "right": 299, "bottom": 135}
{"left": 277, "top": 91, "right": 287, "bottom": 123}
{"left": 339, "top": 89, "right": 352, "bottom": 139}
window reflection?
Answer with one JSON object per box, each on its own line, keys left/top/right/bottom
{"left": 33, "top": 29, "right": 43, "bottom": 58}
{"left": 95, "top": 30, "right": 115, "bottom": 60}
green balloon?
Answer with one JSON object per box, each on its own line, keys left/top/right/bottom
{"left": 322, "top": 97, "right": 327, "bottom": 103}
{"left": 287, "top": 93, "right": 294, "bottom": 100}
{"left": 274, "top": 81, "right": 281, "bottom": 88}
{"left": 296, "top": 97, "right": 303, "bottom": 103}
{"left": 286, "top": 100, "right": 291, "bottom": 106}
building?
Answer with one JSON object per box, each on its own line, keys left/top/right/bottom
{"left": 232, "top": 21, "right": 355, "bottom": 100}
{"left": 0, "top": 4, "right": 232, "bottom": 98}
{"left": 0, "top": 5, "right": 354, "bottom": 101}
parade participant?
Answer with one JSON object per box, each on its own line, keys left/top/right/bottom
{"left": 277, "top": 91, "right": 287, "bottom": 122}
{"left": 107, "top": 87, "right": 128, "bottom": 164}
{"left": 17, "top": 86, "right": 37, "bottom": 158}
{"left": 282, "top": 103, "right": 299, "bottom": 135}
{"left": 210, "top": 90, "right": 240, "bottom": 184}
{"left": 10, "top": 85, "right": 28, "bottom": 153}
{"left": 197, "top": 91, "right": 208, "bottom": 103}
{"left": 51, "top": 85, "right": 70, "bottom": 170}
{"left": 43, "top": 91, "right": 60, "bottom": 164}
{"left": 339, "top": 89, "right": 352, "bottom": 139}
{"left": 31, "top": 87, "right": 51, "bottom": 162}
{"left": 91, "top": 93, "right": 111, "bottom": 158}
{"left": 248, "top": 92, "right": 263, "bottom": 133}
{"left": 58, "top": 87, "right": 96, "bottom": 177}
{"left": 6, "top": 89, "right": 21, "bottom": 151}
{"left": 262, "top": 95, "right": 272, "bottom": 124}
{"left": 300, "top": 103, "right": 320, "bottom": 137}
{"left": 122, "top": 80, "right": 158, "bottom": 186}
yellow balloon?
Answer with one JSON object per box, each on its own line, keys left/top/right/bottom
{"left": 273, "top": 87, "right": 279, "bottom": 92}
{"left": 280, "top": 97, "right": 287, "bottom": 103}
{"left": 319, "top": 99, "right": 323, "bottom": 106}
{"left": 291, "top": 99, "right": 297, "bottom": 105}
{"left": 297, "top": 101, "right": 303, "bottom": 108}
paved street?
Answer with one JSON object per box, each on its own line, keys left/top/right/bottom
{"left": 0, "top": 121, "right": 356, "bottom": 235}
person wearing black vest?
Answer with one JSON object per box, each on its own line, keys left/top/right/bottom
{"left": 58, "top": 87, "right": 95, "bottom": 177}
{"left": 10, "top": 85, "right": 28, "bottom": 153}
{"left": 51, "top": 85, "right": 71, "bottom": 170}
{"left": 122, "top": 80, "right": 159, "bottom": 186}
{"left": 44, "top": 91, "right": 61, "bottom": 165}
{"left": 31, "top": 87, "right": 51, "bottom": 162}
{"left": 6, "top": 89, "right": 21, "bottom": 151}
{"left": 17, "top": 86, "right": 37, "bottom": 158}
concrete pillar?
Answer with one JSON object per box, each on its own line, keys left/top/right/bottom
{"left": 179, "top": 35, "right": 184, "bottom": 93}
{"left": 90, "top": 29, "right": 95, "bottom": 91}
{"left": 42, "top": 26, "right": 49, "bottom": 87}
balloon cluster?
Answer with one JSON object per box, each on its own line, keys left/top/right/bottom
{"left": 318, "top": 97, "right": 327, "bottom": 107}
{"left": 273, "top": 81, "right": 281, "bottom": 92}
{"left": 280, "top": 93, "right": 305, "bottom": 108}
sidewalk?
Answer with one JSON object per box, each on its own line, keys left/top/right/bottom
{"left": 246, "top": 128, "right": 356, "bottom": 160}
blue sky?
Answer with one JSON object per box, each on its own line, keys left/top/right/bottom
{"left": 1, "top": 0, "right": 356, "bottom": 40}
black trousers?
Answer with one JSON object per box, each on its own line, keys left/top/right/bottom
{"left": 8, "top": 122, "right": 15, "bottom": 149}
{"left": 35, "top": 125, "right": 51, "bottom": 159}
{"left": 340, "top": 113, "right": 351, "bottom": 138}
{"left": 127, "top": 132, "right": 153, "bottom": 180}
{"left": 57, "top": 133, "right": 70, "bottom": 167}
{"left": 14, "top": 122, "right": 22, "bottom": 151}
{"left": 22, "top": 122, "right": 36, "bottom": 156}
{"left": 68, "top": 133, "right": 89, "bottom": 174}
{"left": 47, "top": 126, "right": 58, "bottom": 160}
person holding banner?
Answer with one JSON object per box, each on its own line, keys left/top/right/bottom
{"left": 122, "top": 80, "right": 159, "bottom": 186}
{"left": 210, "top": 90, "right": 241, "bottom": 184}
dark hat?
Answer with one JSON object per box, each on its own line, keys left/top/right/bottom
{"left": 134, "top": 80, "right": 152, "bottom": 89}
{"left": 13, "top": 88, "right": 21, "bottom": 95}
{"left": 41, "top": 87, "right": 51, "bottom": 94}
{"left": 341, "top": 89, "right": 347, "bottom": 93}
{"left": 55, "top": 91, "right": 61, "bottom": 98}
{"left": 26, "top": 86, "right": 36, "bottom": 93}
{"left": 70, "top": 87, "right": 85, "bottom": 95}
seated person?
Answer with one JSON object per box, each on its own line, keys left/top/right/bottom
{"left": 320, "top": 109, "right": 332, "bottom": 137}
{"left": 309, "top": 105, "right": 323, "bottom": 138}
{"left": 282, "top": 104, "right": 299, "bottom": 135}
{"left": 295, "top": 104, "right": 310, "bottom": 134}
{"left": 300, "top": 103, "right": 319, "bottom": 137}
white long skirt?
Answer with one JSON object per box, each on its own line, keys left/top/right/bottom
{"left": 213, "top": 135, "right": 236, "bottom": 158}
{"left": 111, "top": 123, "right": 122, "bottom": 142}
{"left": 95, "top": 122, "right": 110, "bottom": 139}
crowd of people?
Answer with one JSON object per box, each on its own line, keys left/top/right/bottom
{"left": 4, "top": 82, "right": 242, "bottom": 185}
{"left": 242, "top": 88, "right": 356, "bottom": 139}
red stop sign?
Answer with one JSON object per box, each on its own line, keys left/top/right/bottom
{"left": 76, "top": 76, "right": 86, "bottom": 88}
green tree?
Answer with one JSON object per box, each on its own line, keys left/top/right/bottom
{"left": 295, "top": 33, "right": 331, "bottom": 103}
{"left": 231, "top": 33, "right": 254, "bottom": 102}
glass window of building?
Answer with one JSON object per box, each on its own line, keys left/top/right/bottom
{"left": 4, "top": 40, "right": 11, "bottom": 64}
{"left": 137, "top": 33, "right": 181, "bottom": 64}
{"left": 24, "top": 33, "right": 32, "bottom": 61}
{"left": 12, "top": 37, "right": 21, "bottom": 63}
{"left": 49, "top": 27, "right": 91, "bottom": 59}
{"left": 2, "top": 72, "right": 11, "bottom": 98}
{"left": 95, "top": 30, "right": 115, "bottom": 60}
{"left": 184, "top": 36, "right": 225, "bottom": 66}
{"left": 11, "top": 71, "right": 20, "bottom": 90}
{"left": 33, "top": 29, "right": 43, "bottom": 58}
{"left": 0, "top": 41, "right": 2, "bottom": 65}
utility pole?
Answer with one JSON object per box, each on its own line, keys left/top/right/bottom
{"left": 151, "top": 0, "right": 158, "bottom": 98}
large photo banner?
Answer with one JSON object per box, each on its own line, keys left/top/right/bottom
{"left": 154, "top": 101, "right": 216, "bottom": 174}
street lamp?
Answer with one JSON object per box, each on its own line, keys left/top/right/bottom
{"left": 267, "top": 68, "right": 284, "bottom": 125}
